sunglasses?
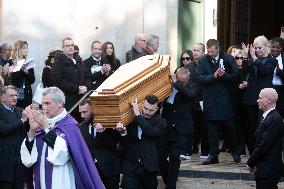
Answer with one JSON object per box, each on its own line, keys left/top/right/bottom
{"left": 235, "top": 57, "right": 243, "bottom": 60}
{"left": 182, "top": 57, "right": 191, "bottom": 61}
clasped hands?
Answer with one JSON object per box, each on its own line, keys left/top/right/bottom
{"left": 214, "top": 68, "right": 225, "bottom": 78}
{"left": 22, "top": 105, "right": 49, "bottom": 135}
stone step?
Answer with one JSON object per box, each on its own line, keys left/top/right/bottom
{"left": 157, "top": 153, "right": 284, "bottom": 189}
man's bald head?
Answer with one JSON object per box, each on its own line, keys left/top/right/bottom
{"left": 257, "top": 88, "right": 278, "bottom": 111}
{"left": 261, "top": 88, "right": 278, "bottom": 103}
{"left": 134, "top": 33, "right": 146, "bottom": 49}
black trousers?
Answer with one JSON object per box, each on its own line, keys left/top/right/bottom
{"left": 192, "top": 107, "right": 209, "bottom": 155}
{"left": 96, "top": 163, "right": 120, "bottom": 189}
{"left": 158, "top": 126, "right": 185, "bottom": 189}
{"left": 243, "top": 105, "right": 260, "bottom": 154}
{"left": 0, "top": 162, "right": 24, "bottom": 189}
{"left": 207, "top": 119, "right": 238, "bottom": 156}
{"left": 122, "top": 164, "right": 157, "bottom": 189}
{"left": 255, "top": 177, "right": 279, "bottom": 189}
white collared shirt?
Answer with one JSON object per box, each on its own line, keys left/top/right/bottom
{"left": 272, "top": 54, "right": 283, "bottom": 85}
{"left": 167, "top": 88, "right": 178, "bottom": 104}
{"left": 212, "top": 54, "right": 219, "bottom": 64}
{"left": 91, "top": 56, "right": 101, "bottom": 62}
{"left": 88, "top": 123, "right": 96, "bottom": 138}
{"left": 262, "top": 107, "right": 275, "bottom": 120}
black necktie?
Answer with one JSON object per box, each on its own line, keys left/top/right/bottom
{"left": 90, "top": 126, "right": 95, "bottom": 138}
{"left": 212, "top": 59, "right": 217, "bottom": 64}
{"left": 95, "top": 60, "right": 101, "bottom": 66}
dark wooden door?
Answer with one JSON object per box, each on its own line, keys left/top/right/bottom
{"left": 217, "top": 0, "right": 251, "bottom": 50}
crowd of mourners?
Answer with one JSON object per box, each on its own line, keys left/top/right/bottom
{"left": 0, "top": 33, "right": 284, "bottom": 189}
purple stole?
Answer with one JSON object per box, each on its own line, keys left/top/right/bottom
{"left": 23, "top": 114, "right": 105, "bottom": 189}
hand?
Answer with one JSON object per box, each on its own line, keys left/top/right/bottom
{"left": 9, "top": 65, "right": 15, "bottom": 74}
{"left": 94, "top": 123, "right": 105, "bottom": 133}
{"left": 3, "top": 63, "right": 10, "bottom": 76}
{"left": 214, "top": 68, "right": 223, "bottom": 78}
{"left": 30, "top": 109, "right": 49, "bottom": 129}
{"left": 248, "top": 166, "right": 257, "bottom": 173}
{"left": 78, "top": 86, "right": 87, "bottom": 94}
{"left": 239, "top": 81, "right": 248, "bottom": 89}
{"left": 249, "top": 44, "right": 257, "bottom": 60}
{"left": 114, "top": 122, "right": 126, "bottom": 133}
{"left": 241, "top": 42, "right": 249, "bottom": 57}
{"left": 102, "top": 64, "right": 111, "bottom": 75}
{"left": 21, "top": 64, "right": 28, "bottom": 74}
{"left": 28, "top": 116, "right": 41, "bottom": 134}
{"left": 131, "top": 99, "right": 140, "bottom": 116}
{"left": 217, "top": 69, "right": 225, "bottom": 77}
{"left": 171, "top": 74, "right": 177, "bottom": 83}
{"left": 22, "top": 106, "right": 32, "bottom": 122}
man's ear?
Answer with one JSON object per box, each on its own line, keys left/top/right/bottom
{"left": 154, "top": 104, "right": 159, "bottom": 112}
{"left": 59, "top": 101, "right": 64, "bottom": 108}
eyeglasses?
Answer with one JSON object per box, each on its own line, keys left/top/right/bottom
{"left": 182, "top": 57, "right": 191, "bottom": 61}
{"left": 235, "top": 57, "right": 243, "bottom": 60}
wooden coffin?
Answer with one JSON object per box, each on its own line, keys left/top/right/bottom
{"left": 89, "top": 54, "right": 172, "bottom": 127}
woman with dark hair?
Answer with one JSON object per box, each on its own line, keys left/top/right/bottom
{"left": 179, "top": 50, "right": 194, "bottom": 68}
{"left": 42, "top": 49, "right": 61, "bottom": 88}
{"left": 101, "top": 41, "right": 121, "bottom": 75}
{"left": 10, "top": 40, "right": 35, "bottom": 108}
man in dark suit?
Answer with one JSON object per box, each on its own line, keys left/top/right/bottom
{"left": 270, "top": 37, "right": 284, "bottom": 117}
{"left": 247, "top": 88, "right": 284, "bottom": 189}
{"left": 159, "top": 67, "right": 198, "bottom": 189}
{"left": 0, "top": 85, "right": 29, "bottom": 189}
{"left": 196, "top": 39, "right": 241, "bottom": 165}
{"left": 116, "top": 95, "right": 166, "bottom": 189}
{"left": 84, "top": 40, "right": 111, "bottom": 90}
{"left": 51, "top": 37, "right": 91, "bottom": 122}
{"left": 79, "top": 99, "right": 121, "bottom": 189}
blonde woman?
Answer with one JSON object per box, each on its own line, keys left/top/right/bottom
{"left": 240, "top": 35, "right": 278, "bottom": 154}
{"left": 10, "top": 40, "right": 35, "bottom": 108}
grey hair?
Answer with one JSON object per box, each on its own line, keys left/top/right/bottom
{"left": 0, "top": 43, "right": 12, "bottom": 55}
{"left": 42, "top": 87, "right": 65, "bottom": 104}
{"left": 0, "top": 43, "right": 12, "bottom": 50}
{"left": 146, "top": 34, "right": 159, "bottom": 48}
{"left": 176, "top": 67, "right": 190, "bottom": 77}
{"left": 0, "top": 85, "right": 17, "bottom": 96}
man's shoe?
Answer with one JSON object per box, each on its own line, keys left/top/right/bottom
{"left": 201, "top": 155, "right": 219, "bottom": 165}
{"left": 232, "top": 154, "right": 241, "bottom": 163}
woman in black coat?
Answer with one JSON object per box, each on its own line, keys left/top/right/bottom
{"left": 42, "top": 50, "right": 61, "bottom": 88}
{"left": 101, "top": 41, "right": 121, "bottom": 74}
{"left": 10, "top": 40, "right": 35, "bottom": 108}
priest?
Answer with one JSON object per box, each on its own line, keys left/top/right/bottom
{"left": 20, "top": 87, "right": 105, "bottom": 189}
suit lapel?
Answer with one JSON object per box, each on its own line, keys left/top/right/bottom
{"left": 255, "top": 109, "right": 277, "bottom": 137}
{"left": 205, "top": 57, "right": 217, "bottom": 74}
